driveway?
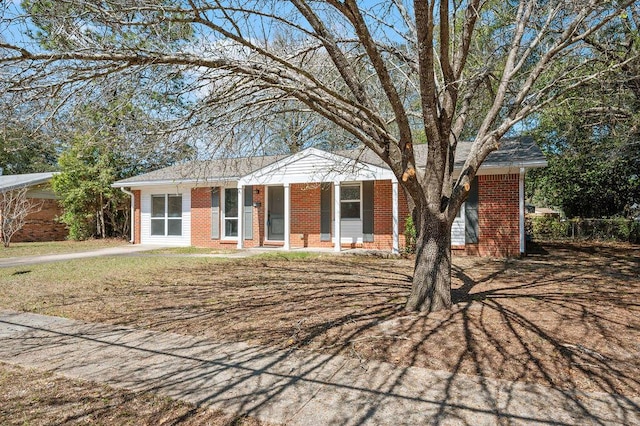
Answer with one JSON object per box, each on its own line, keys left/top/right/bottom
{"left": 0, "top": 245, "right": 168, "bottom": 268}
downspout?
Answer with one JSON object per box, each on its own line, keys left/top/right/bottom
{"left": 120, "top": 187, "right": 135, "bottom": 244}
{"left": 392, "top": 180, "right": 399, "bottom": 254}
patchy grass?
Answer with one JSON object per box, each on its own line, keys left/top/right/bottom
{"left": 146, "top": 246, "right": 237, "bottom": 255}
{"left": 0, "top": 362, "right": 266, "bottom": 426}
{"left": 1, "top": 242, "right": 638, "bottom": 401}
{"left": 0, "top": 239, "right": 127, "bottom": 258}
{"left": 0, "top": 256, "right": 222, "bottom": 317}
{"left": 252, "top": 251, "right": 321, "bottom": 261}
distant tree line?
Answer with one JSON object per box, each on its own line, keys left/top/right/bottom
{"left": 527, "top": 11, "right": 640, "bottom": 219}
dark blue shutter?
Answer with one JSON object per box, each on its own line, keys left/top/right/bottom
{"left": 465, "top": 178, "right": 479, "bottom": 244}
{"left": 362, "top": 181, "right": 374, "bottom": 242}
{"left": 211, "top": 187, "right": 220, "bottom": 240}
{"left": 244, "top": 186, "right": 253, "bottom": 240}
{"left": 320, "top": 183, "right": 332, "bottom": 241}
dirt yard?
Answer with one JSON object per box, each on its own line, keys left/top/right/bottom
{"left": 1, "top": 241, "right": 638, "bottom": 402}
{"left": 0, "top": 363, "right": 265, "bottom": 426}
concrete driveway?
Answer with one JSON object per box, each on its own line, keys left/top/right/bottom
{"left": 0, "top": 244, "right": 168, "bottom": 268}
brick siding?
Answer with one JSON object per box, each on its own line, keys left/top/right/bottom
{"left": 133, "top": 175, "right": 520, "bottom": 257}
{"left": 185, "top": 181, "right": 406, "bottom": 250}
{"left": 190, "top": 186, "right": 263, "bottom": 248}
{"left": 363, "top": 180, "right": 409, "bottom": 250}
{"left": 290, "top": 183, "right": 332, "bottom": 248}
{"left": 12, "top": 198, "right": 67, "bottom": 242}
{"left": 287, "top": 181, "right": 407, "bottom": 250}
{"left": 474, "top": 174, "right": 520, "bottom": 257}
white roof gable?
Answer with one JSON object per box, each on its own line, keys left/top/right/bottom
{"left": 239, "top": 148, "right": 396, "bottom": 186}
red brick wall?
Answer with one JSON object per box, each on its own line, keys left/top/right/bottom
{"left": 287, "top": 180, "right": 407, "bottom": 250}
{"left": 133, "top": 190, "right": 141, "bottom": 244}
{"left": 360, "top": 180, "right": 409, "bottom": 250}
{"left": 190, "top": 186, "right": 263, "bottom": 248}
{"left": 190, "top": 187, "right": 212, "bottom": 247}
{"left": 136, "top": 177, "right": 519, "bottom": 257}
{"left": 289, "top": 183, "right": 333, "bottom": 248}
{"left": 474, "top": 174, "right": 520, "bottom": 257}
{"left": 12, "top": 198, "right": 67, "bottom": 242}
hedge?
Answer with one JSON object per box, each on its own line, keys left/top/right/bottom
{"left": 527, "top": 216, "right": 640, "bottom": 243}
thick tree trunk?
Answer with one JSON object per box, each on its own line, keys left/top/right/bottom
{"left": 405, "top": 214, "right": 452, "bottom": 313}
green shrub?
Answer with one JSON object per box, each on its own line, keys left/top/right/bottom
{"left": 403, "top": 215, "right": 417, "bottom": 254}
{"left": 530, "top": 216, "right": 570, "bottom": 240}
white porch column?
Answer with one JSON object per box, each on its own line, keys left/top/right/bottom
{"left": 283, "top": 183, "right": 291, "bottom": 250}
{"left": 392, "top": 180, "right": 399, "bottom": 254}
{"left": 334, "top": 181, "right": 341, "bottom": 252}
{"left": 237, "top": 185, "right": 244, "bottom": 249}
{"left": 519, "top": 167, "right": 525, "bottom": 255}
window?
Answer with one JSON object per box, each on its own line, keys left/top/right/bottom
{"left": 151, "top": 194, "right": 182, "bottom": 236}
{"left": 223, "top": 188, "right": 238, "bottom": 238}
{"left": 340, "top": 184, "right": 361, "bottom": 219}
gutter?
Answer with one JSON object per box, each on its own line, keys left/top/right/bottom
{"left": 416, "top": 159, "right": 548, "bottom": 173}
{"left": 120, "top": 187, "right": 135, "bottom": 244}
{"left": 111, "top": 177, "right": 241, "bottom": 188}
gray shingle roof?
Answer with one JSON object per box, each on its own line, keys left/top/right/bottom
{"left": 340, "top": 136, "right": 546, "bottom": 169}
{"left": 113, "top": 136, "right": 545, "bottom": 186}
{"left": 0, "top": 172, "right": 55, "bottom": 192}
{"left": 113, "top": 154, "right": 287, "bottom": 186}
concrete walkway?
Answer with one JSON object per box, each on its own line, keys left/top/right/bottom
{"left": 0, "top": 245, "right": 366, "bottom": 268}
{"left": 0, "top": 245, "right": 169, "bottom": 268}
{"left": 0, "top": 309, "right": 637, "bottom": 425}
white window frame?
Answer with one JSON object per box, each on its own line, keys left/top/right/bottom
{"left": 222, "top": 187, "right": 239, "bottom": 240}
{"left": 340, "top": 183, "right": 362, "bottom": 220}
{"left": 150, "top": 194, "right": 183, "bottom": 236}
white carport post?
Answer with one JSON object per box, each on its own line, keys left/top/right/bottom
{"left": 519, "top": 167, "right": 525, "bottom": 255}
{"left": 283, "top": 183, "right": 291, "bottom": 250}
{"left": 238, "top": 185, "right": 244, "bottom": 249}
{"left": 119, "top": 187, "right": 135, "bottom": 244}
{"left": 392, "top": 180, "right": 399, "bottom": 254}
{"left": 334, "top": 181, "right": 341, "bottom": 252}
{"left": 237, "top": 185, "right": 244, "bottom": 249}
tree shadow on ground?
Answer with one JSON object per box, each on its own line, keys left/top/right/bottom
{"left": 4, "top": 241, "right": 638, "bottom": 424}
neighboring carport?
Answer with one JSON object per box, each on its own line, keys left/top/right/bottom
{"left": 0, "top": 172, "right": 67, "bottom": 243}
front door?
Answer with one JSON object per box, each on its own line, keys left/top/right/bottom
{"left": 267, "top": 186, "right": 285, "bottom": 240}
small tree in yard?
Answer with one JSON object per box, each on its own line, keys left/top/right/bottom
{"left": 52, "top": 140, "right": 128, "bottom": 240}
{"left": 1, "top": 1, "right": 638, "bottom": 312}
{"left": 0, "top": 188, "right": 41, "bottom": 248}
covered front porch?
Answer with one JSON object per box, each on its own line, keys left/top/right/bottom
{"left": 232, "top": 180, "right": 400, "bottom": 253}
{"left": 236, "top": 148, "right": 400, "bottom": 253}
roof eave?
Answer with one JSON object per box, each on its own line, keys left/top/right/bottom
{"left": 480, "top": 159, "right": 548, "bottom": 169}
{"left": 443, "top": 159, "right": 547, "bottom": 171}
{"left": 112, "top": 177, "right": 241, "bottom": 188}
{"left": 0, "top": 174, "right": 56, "bottom": 193}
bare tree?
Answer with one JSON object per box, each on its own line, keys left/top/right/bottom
{"left": 0, "top": 188, "right": 42, "bottom": 248}
{"left": 1, "top": 1, "right": 637, "bottom": 312}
